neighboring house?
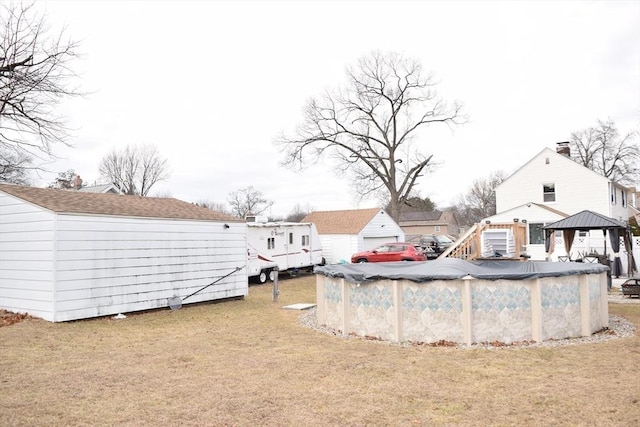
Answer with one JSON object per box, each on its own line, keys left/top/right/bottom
{"left": 484, "top": 143, "right": 637, "bottom": 263}
{"left": 54, "top": 175, "right": 121, "bottom": 194}
{"left": 302, "top": 208, "right": 405, "bottom": 264}
{"left": 496, "top": 144, "right": 633, "bottom": 223}
{"left": 398, "top": 210, "right": 460, "bottom": 242}
{"left": 632, "top": 188, "right": 640, "bottom": 225}
{"left": 76, "top": 183, "right": 121, "bottom": 194}
{"left": 0, "top": 184, "right": 247, "bottom": 322}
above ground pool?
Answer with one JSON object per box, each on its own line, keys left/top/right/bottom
{"left": 314, "top": 258, "right": 609, "bottom": 345}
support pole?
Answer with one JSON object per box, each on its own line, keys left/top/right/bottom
{"left": 272, "top": 267, "right": 279, "bottom": 302}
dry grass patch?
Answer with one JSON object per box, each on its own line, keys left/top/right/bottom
{"left": 1, "top": 275, "right": 639, "bottom": 426}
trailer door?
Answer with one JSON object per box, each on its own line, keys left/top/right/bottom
{"left": 286, "top": 228, "right": 297, "bottom": 268}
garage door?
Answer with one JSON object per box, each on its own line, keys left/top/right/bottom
{"left": 363, "top": 236, "right": 398, "bottom": 251}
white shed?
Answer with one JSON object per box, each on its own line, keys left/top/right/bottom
{"left": 302, "top": 208, "right": 405, "bottom": 264}
{"left": 0, "top": 184, "right": 247, "bottom": 322}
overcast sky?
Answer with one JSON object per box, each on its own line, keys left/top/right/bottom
{"left": 34, "top": 0, "right": 640, "bottom": 218}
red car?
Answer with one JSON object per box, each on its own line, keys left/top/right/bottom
{"left": 351, "top": 243, "right": 427, "bottom": 263}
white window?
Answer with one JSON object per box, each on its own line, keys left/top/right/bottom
{"left": 434, "top": 226, "right": 441, "bottom": 233}
{"left": 301, "top": 235, "right": 309, "bottom": 246}
{"left": 611, "top": 184, "right": 617, "bottom": 205}
{"left": 543, "top": 183, "right": 556, "bottom": 202}
{"left": 267, "top": 237, "right": 275, "bottom": 249}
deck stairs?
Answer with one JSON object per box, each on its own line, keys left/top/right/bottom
{"left": 439, "top": 222, "right": 529, "bottom": 261}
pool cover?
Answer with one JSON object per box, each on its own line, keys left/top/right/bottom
{"left": 314, "top": 258, "right": 609, "bottom": 284}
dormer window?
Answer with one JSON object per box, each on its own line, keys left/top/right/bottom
{"left": 543, "top": 183, "right": 556, "bottom": 202}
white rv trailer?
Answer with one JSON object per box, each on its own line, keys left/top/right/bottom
{"left": 246, "top": 221, "right": 324, "bottom": 283}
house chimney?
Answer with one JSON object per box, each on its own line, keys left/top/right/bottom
{"left": 72, "top": 175, "right": 83, "bottom": 189}
{"left": 556, "top": 141, "right": 570, "bottom": 157}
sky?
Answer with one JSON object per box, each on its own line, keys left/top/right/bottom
{"left": 31, "top": 0, "right": 640, "bottom": 218}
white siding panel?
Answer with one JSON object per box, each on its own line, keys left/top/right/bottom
{"left": 1, "top": 259, "right": 54, "bottom": 271}
{"left": 1, "top": 269, "right": 54, "bottom": 282}
{"left": 361, "top": 210, "right": 405, "bottom": 240}
{"left": 53, "top": 283, "right": 246, "bottom": 322}
{"left": 1, "top": 192, "right": 249, "bottom": 322}
{"left": 497, "top": 149, "right": 612, "bottom": 216}
{"left": 0, "top": 297, "right": 55, "bottom": 321}
{"left": 318, "top": 235, "right": 334, "bottom": 263}
{"left": 1, "top": 287, "right": 53, "bottom": 302}
{"left": 0, "top": 249, "right": 52, "bottom": 262}
{"left": 56, "top": 238, "right": 239, "bottom": 251}
{"left": 55, "top": 279, "right": 247, "bottom": 312}
{"left": 0, "top": 230, "right": 55, "bottom": 242}
{"left": 0, "top": 220, "right": 56, "bottom": 233}
{"left": 0, "top": 192, "right": 55, "bottom": 318}
{"left": 320, "top": 234, "right": 357, "bottom": 264}
{"left": 0, "top": 202, "right": 53, "bottom": 217}
{"left": 51, "top": 215, "right": 247, "bottom": 322}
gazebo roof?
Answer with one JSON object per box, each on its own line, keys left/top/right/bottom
{"left": 544, "top": 210, "right": 626, "bottom": 231}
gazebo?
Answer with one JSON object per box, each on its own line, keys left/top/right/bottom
{"left": 544, "top": 210, "right": 637, "bottom": 278}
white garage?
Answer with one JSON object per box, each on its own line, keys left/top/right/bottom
{"left": 0, "top": 184, "right": 247, "bottom": 322}
{"left": 302, "top": 208, "right": 405, "bottom": 264}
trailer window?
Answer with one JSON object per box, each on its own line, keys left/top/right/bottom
{"left": 302, "top": 235, "right": 309, "bottom": 246}
{"left": 289, "top": 232, "right": 293, "bottom": 245}
{"left": 267, "top": 237, "right": 275, "bottom": 249}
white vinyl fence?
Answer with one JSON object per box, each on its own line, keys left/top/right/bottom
{"left": 553, "top": 234, "right": 639, "bottom": 277}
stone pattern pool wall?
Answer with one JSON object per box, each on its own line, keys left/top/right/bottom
{"left": 316, "top": 272, "right": 608, "bottom": 345}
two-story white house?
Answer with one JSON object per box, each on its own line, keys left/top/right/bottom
{"left": 484, "top": 143, "right": 637, "bottom": 262}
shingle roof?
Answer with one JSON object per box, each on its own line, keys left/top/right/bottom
{"left": 399, "top": 210, "right": 443, "bottom": 222}
{"left": 302, "top": 208, "right": 383, "bottom": 234}
{"left": 0, "top": 184, "right": 241, "bottom": 222}
{"left": 544, "top": 210, "right": 626, "bottom": 230}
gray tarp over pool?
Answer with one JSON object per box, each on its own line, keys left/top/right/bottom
{"left": 314, "top": 258, "right": 609, "bottom": 284}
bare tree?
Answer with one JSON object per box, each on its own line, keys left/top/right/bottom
{"left": 196, "top": 200, "right": 230, "bottom": 215}
{"left": 570, "top": 119, "right": 640, "bottom": 186}
{"left": 227, "top": 186, "right": 273, "bottom": 219}
{"left": 0, "top": 144, "right": 31, "bottom": 184}
{"left": 99, "top": 144, "right": 169, "bottom": 196}
{"left": 0, "top": 2, "right": 81, "bottom": 157}
{"left": 277, "top": 51, "right": 464, "bottom": 221}
{"left": 285, "top": 202, "right": 315, "bottom": 222}
{"left": 454, "top": 171, "right": 506, "bottom": 227}
{"left": 47, "top": 168, "right": 76, "bottom": 189}
{"left": 387, "top": 195, "right": 436, "bottom": 214}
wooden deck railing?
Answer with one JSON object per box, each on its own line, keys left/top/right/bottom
{"left": 440, "top": 222, "right": 528, "bottom": 260}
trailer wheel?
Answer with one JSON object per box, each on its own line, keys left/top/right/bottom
{"left": 269, "top": 270, "right": 276, "bottom": 281}
{"left": 258, "top": 270, "right": 268, "bottom": 284}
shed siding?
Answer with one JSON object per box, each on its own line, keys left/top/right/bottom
{"left": 360, "top": 210, "right": 405, "bottom": 239}
{"left": 359, "top": 210, "right": 405, "bottom": 251}
{"left": 0, "top": 193, "right": 56, "bottom": 319}
{"left": 319, "top": 234, "right": 358, "bottom": 264}
{"left": 50, "top": 214, "right": 247, "bottom": 321}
